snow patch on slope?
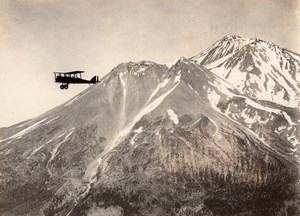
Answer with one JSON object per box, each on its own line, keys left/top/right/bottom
{"left": 167, "top": 109, "right": 179, "bottom": 124}
{"left": 130, "top": 127, "right": 143, "bottom": 145}
{"left": 174, "top": 72, "right": 181, "bottom": 83}
{"left": 27, "top": 138, "right": 53, "bottom": 159}
{"left": 207, "top": 88, "right": 221, "bottom": 108}
{"left": 0, "top": 118, "right": 48, "bottom": 143}
{"left": 205, "top": 52, "right": 236, "bottom": 71}
{"left": 147, "top": 78, "right": 170, "bottom": 103}
{"left": 134, "top": 127, "right": 143, "bottom": 133}
{"left": 65, "top": 96, "right": 79, "bottom": 106}
{"left": 136, "top": 67, "right": 147, "bottom": 74}
{"left": 282, "top": 112, "right": 297, "bottom": 126}
{"left": 43, "top": 116, "right": 60, "bottom": 125}
{"left": 83, "top": 158, "right": 102, "bottom": 183}
{"left": 46, "top": 128, "right": 75, "bottom": 176}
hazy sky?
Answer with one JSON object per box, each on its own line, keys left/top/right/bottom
{"left": 0, "top": 0, "right": 299, "bottom": 127}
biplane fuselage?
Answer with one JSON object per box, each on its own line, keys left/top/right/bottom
{"left": 53, "top": 71, "right": 99, "bottom": 89}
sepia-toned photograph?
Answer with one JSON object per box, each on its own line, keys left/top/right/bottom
{"left": 0, "top": 0, "right": 299, "bottom": 215}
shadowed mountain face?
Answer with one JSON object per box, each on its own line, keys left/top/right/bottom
{"left": 1, "top": 39, "right": 300, "bottom": 216}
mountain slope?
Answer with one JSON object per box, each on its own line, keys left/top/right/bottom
{"left": 0, "top": 38, "right": 300, "bottom": 216}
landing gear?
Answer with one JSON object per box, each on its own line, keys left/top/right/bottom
{"left": 60, "top": 84, "right": 69, "bottom": 90}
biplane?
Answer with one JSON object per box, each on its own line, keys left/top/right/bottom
{"left": 53, "top": 71, "right": 99, "bottom": 89}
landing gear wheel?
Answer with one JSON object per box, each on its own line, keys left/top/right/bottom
{"left": 60, "top": 84, "right": 69, "bottom": 89}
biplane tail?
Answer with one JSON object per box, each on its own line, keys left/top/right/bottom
{"left": 90, "top": 76, "right": 99, "bottom": 84}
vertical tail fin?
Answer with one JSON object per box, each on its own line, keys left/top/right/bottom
{"left": 90, "top": 76, "right": 99, "bottom": 83}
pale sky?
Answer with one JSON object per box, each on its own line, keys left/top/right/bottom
{"left": 0, "top": 0, "right": 299, "bottom": 127}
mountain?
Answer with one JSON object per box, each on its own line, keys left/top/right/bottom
{"left": 1, "top": 38, "right": 300, "bottom": 216}
{"left": 192, "top": 35, "right": 300, "bottom": 108}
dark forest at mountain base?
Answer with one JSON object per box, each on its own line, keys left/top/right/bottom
{"left": 67, "top": 170, "right": 300, "bottom": 216}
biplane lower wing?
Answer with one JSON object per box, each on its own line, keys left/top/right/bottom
{"left": 55, "top": 76, "right": 99, "bottom": 84}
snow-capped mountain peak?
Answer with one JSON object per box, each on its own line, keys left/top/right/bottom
{"left": 192, "top": 35, "right": 252, "bottom": 65}
{"left": 192, "top": 35, "right": 300, "bottom": 107}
